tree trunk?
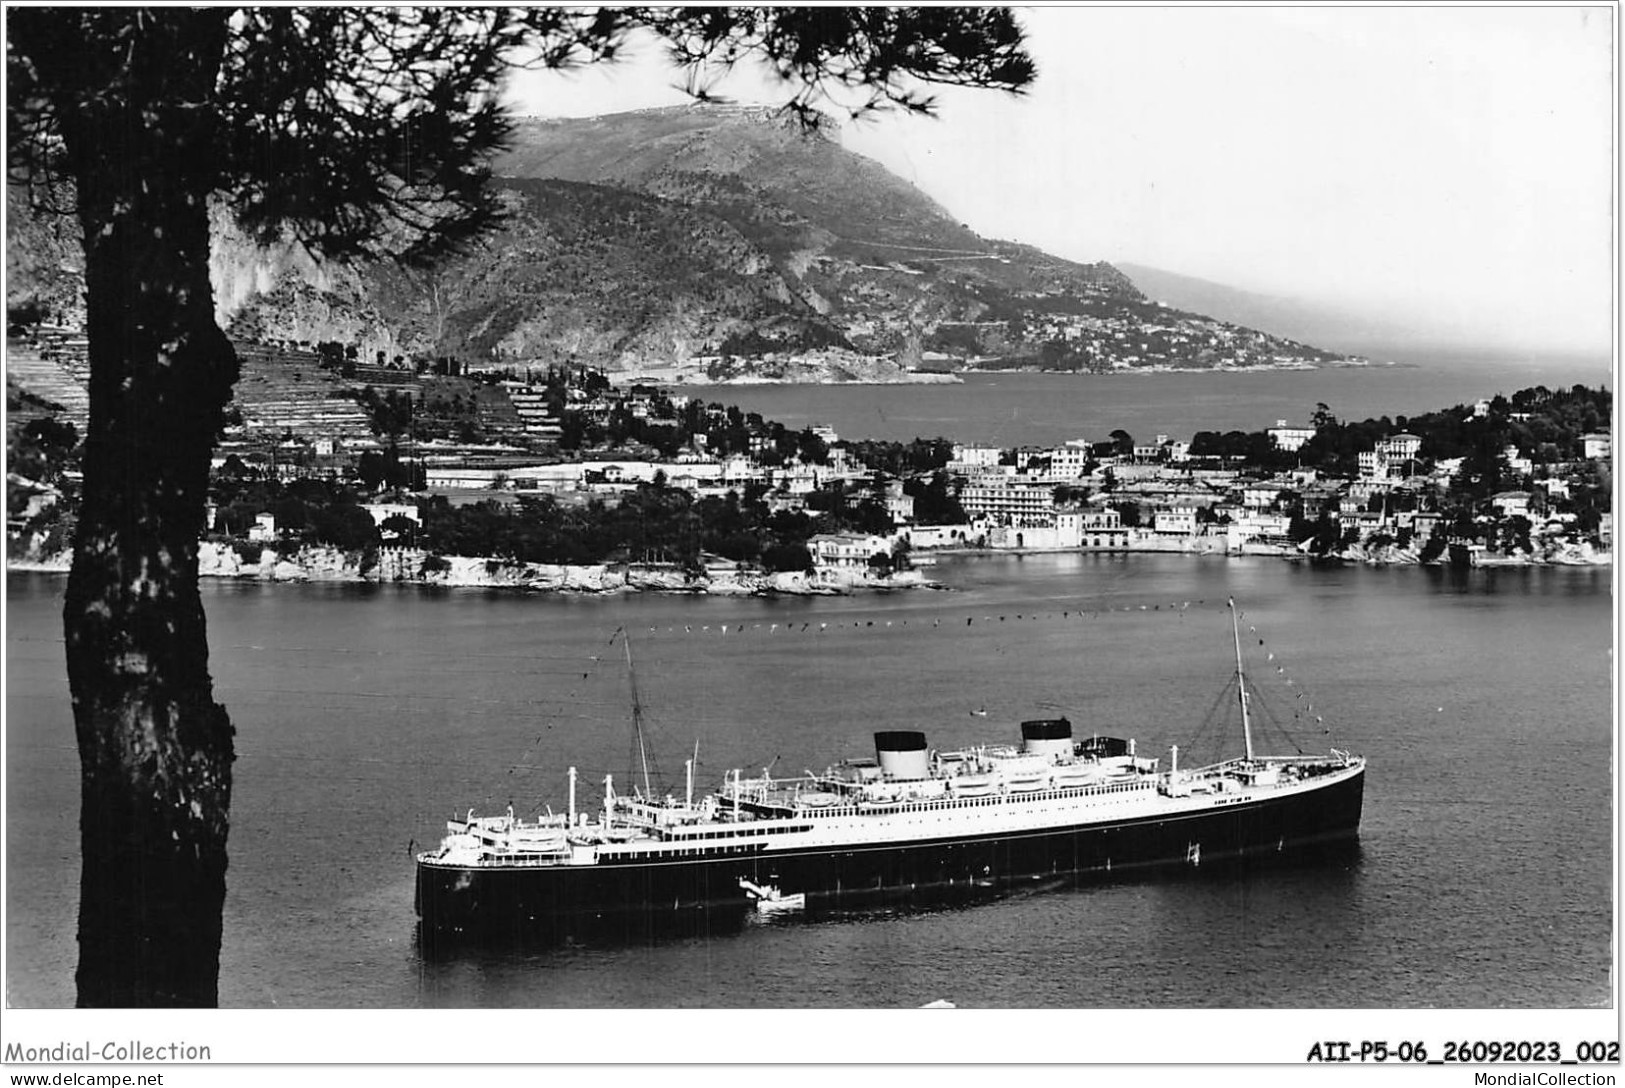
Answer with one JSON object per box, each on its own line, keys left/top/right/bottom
{"left": 55, "top": 12, "right": 241, "bottom": 1007}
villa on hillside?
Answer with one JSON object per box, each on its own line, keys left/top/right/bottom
{"left": 1266, "top": 420, "right": 1315, "bottom": 452}
{"left": 807, "top": 532, "right": 893, "bottom": 572}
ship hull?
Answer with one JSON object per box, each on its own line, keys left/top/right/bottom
{"left": 417, "top": 766, "right": 1363, "bottom": 943}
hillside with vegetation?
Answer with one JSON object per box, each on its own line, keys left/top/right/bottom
{"left": 9, "top": 105, "right": 1353, "bottom": 378}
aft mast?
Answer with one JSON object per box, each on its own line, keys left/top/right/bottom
{"left": 619, "top": 627, "right": 653, "bottom": 798}
{"left": 1228, "top": 598, "right": 1255, "bottom": 762}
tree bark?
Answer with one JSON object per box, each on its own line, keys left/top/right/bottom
{"left": 52, "top": 11, "right": 241, "bottom": 1007}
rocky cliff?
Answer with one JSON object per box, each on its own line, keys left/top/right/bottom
{"left": 8, "top": 104, "right": 1350, "bottom": 374}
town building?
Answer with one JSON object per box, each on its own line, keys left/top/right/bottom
{"left": 1048, "top": 443, "right": 1093, "bottom": 478}
{"left": 807, "top": 533, "right": 893, "bottom": 571}
{"left": 1490, "top": 491, "right": 1533, "bottom": 518}
{"left": 1058, "top": 507, "right": 1129, "bottom": 549}
{"left": 1132, "top": 436, "right": 1171, "bottom": 463}
{"left": 1267, "top": 420, "right": 1316, "bottom": 452}
{"left": 1241, "top": 484, "right": 1284, "bottom": 510}
{"left": 959, "top": 481, "right": 1057, "bottom": 526}
{"left": 950, "top": 444, "right": 1003, "bottom": 471}
{"left": 1229, "top": 510, "right": 1292, "bottom": 540}
{"left": 1152, "top": 505, "right": 1198, "bottom": 535}
{"left": 882, "top": 481, "right": 915, "bottom": 523}
{"left": 1360, "top": 436, "right": 1420, "bottom": 481}
{"left": 1378, "top": 433, "right": 1422, "bottom": 460}
{"left": 362, "top": 502, "right": 419, "bottom": 527}
{"left": 902, "top": 524, "right": 977, "bottom": 549}
{"left": 1503, "top": 445, "right": 1533, "bottom": 478}
{"left": 771, "top": 465, "right": 822, "bottom": 496}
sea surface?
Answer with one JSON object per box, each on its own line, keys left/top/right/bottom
{"left": 675, "top": 357, "right": 1613, "bottom": 445}
{"left": 6, "top": 554, "right": 1612, "bottom": 1009}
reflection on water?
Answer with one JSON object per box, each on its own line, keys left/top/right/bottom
{"left": 413, "top": 837, "right": 1370, "bottom": 1008}
{"left": 415, "top": 905, "right": 754, "bottom": 963}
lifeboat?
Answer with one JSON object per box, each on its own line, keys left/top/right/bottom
{"left": 857, "top": 797, "right": 904, "bottom": 812}
{"left": 902, "top": 779, "right": 948, "bottom": 801}
{"left": 949, "top": 774, "right": 994, "bottom": 797}
{"left": 1052, "top": 764, "right": 1102, "bottom": 787}
{"left": 992, "top": 752, "right": 1052, "bottom": 792}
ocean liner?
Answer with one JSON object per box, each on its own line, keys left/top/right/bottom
{"left": 416, "top": 600, "right": 1365, "bottom": 938}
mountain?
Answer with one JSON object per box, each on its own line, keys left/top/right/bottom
{"left": 6, "top": 185, "right": 84, "bottom": 328}
{"left": 8, "top": 105, "right": 1353, "bottom": 376}
{"left": 496, "top": 106, "right": 1135, "bottom": 294}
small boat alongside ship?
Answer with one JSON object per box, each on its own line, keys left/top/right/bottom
{"left": 416, "top": 600, "right": 1365, "bottom": 940}
{"left": 738, "top": 878, "right": 805, "bottom": 913}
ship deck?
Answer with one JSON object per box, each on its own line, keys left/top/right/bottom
{"left": 419, "top": 754, "right": 1365, "bottom": 870}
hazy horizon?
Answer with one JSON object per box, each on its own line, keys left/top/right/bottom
{"left": 504, "top": 6, "right": 1614, "bottom": 364}
{"left": 1114, "top": 260, "right": 1614, "bottom": 373}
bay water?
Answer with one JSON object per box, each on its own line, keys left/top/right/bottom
{"left": 6, "top": 554, "right": 1611, "bottom": 1008}
{"left": 677, "top": 357, "right": 1613, "bottom": 445}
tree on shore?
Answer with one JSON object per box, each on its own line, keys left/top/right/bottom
{"left": 7, "top": 7, "right": 1033, "bottom": 1005}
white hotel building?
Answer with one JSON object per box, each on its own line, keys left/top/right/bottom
{"left": 959, "top": 481, "right": 1057, "bottom": 526}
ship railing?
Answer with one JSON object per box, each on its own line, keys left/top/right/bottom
{"left": 721, "top": 775, "right": 852, "bottom": 808}
{"left": 726, "top": 775, "right": 824, "bottom": 792}
{"left": 460, "top": 811, "right": 572, "bottom": 834}
{"left": 616, "top": 797, "right": 715, "bottom": 828}
{"left": 1242, "top": 752, "right": 1364, "bottom": 772}
{"left": 1185, "top": 752, "right": 1359, "bottom": 774}
{"left": 461, "top": 854, "right": 573, "bottom": 868}
{"left": 779, "top": 775, "right": 1161, "bottom": 818}
{"left": 1172, "top": 754, "right": 1363, "bottom": 793}
{"left": 705, "top": 768, "right": 1199, "bottom": 823}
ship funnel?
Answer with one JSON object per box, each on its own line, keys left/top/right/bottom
{"left": 1021, "top": 718, "right": 1073, "bottom": 759}
{"left": 874, "top": 730, "right": 930, "bottom": 780}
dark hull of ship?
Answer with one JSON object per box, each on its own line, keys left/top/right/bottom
{"left": 416, "top": 768, "right": 1363, "bottom": 943}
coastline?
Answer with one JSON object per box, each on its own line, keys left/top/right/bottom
{"left": 5, "top": 542, "right": 939, "bottom": 596}
{"left": 913, "top": 538, "right": 1611, "bottom": 567}
{"left": 673, "top": 358, "right": 1413, "bottom": 381}
{"left": 10, "top": 536, "right": 1607, "bottom": 593}
{"left": 692, "top": 372, "right": 962, "bottom": 386}
{"left": 957, "top": 361, "right": 1331, "bottom": 376}
{"left": 624, "top": 371, "right": 962, "bottom": 387}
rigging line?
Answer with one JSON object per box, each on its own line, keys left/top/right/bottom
{"left": 1180, "top": 669, "right": 1240, "bottom": 762}
{"left": 509, "top": 630, "right": 627, "bottom": 778}
{"left": 1245, "top": 631, "right": 1329, "bottom": 749}
{"left": 619, "top": 627, "right": 652, "bottom": 799}
{"left": 1176, "top": 669, "right": 1248, "bottom": 772}
{"left": 612, "top": 626, "right": 668, "bottom": 799}
{"left": 1245, "top": 687, "right": 1306, "bottom": 755}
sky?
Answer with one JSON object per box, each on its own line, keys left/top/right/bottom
{"left": 503, "top": 6, "right": 1616, "bottom": 360}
